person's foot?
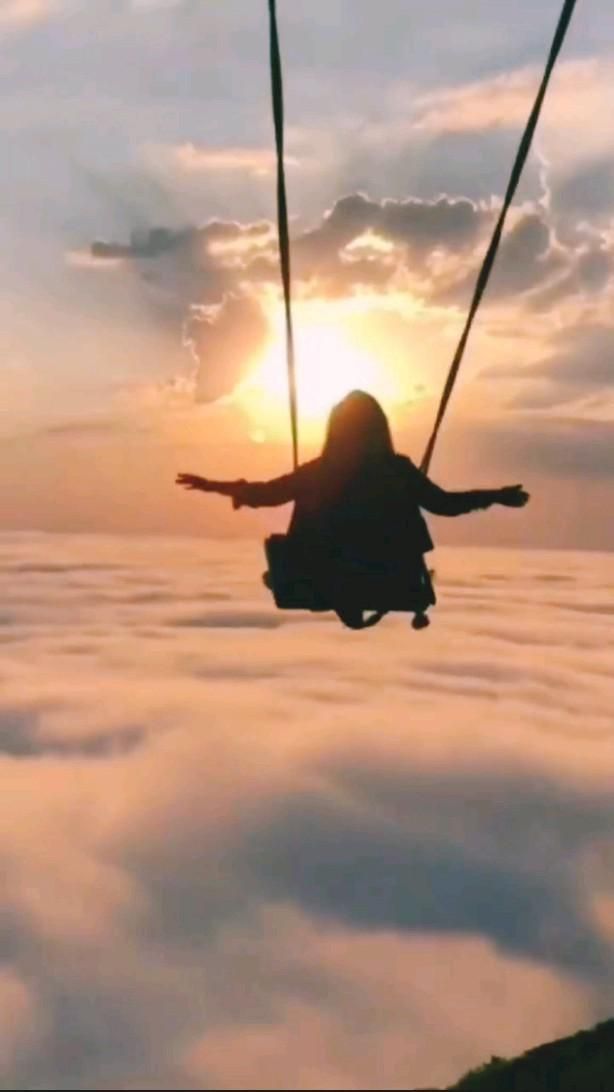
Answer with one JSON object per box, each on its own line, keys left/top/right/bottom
{"left": 412, "top": 612, "right": 430, "bottom": 630}
{"left": 336, "top": 605, "right": 365, "bottom": 629}
{"left": 262, "top": 571, "right": 272, "bottom": 589}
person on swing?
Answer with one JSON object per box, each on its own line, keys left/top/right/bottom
{"left": 176, "top": 390, "right": 529, "bottom": 627}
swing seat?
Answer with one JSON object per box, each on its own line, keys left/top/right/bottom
{"left": 263, "top": 534, "right": 436, "bottom": 623}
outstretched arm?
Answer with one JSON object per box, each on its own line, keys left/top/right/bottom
{"left": 175, "top": 472, "right": 298, "bottom": 509}
{"left": 414, "top": 472, "right": 529, "bottom": 517}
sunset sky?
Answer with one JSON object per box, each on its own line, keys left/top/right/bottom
{"left": 1, "top": 0, "right": 613, "bottom": 544}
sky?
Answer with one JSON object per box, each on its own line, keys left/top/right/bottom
{"left": 2, "top": 10, "right": 614, "bottom": 1090}
{"left": 0, "top": 0, "right": 613, "bottom": 544}
{"left": 1, "top": 531, "right": 614, "bottom": 1090}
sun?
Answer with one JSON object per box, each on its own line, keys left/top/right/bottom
{"left": 253, "top": 322, "right": 387, "bottom": 418}
{"left": 236, "top": 303, "right": 405, "bottom": 442}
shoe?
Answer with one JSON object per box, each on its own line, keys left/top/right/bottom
{"left": 412, "top": 612, "right": 430, "bottom": 630}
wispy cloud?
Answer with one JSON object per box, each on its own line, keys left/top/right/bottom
{"left": 0, "top": 0, "right": 55, "bottom": 27}
{"left": 162, "top": 142, "right": 301, "bottom": 178}
{"left": 414, "top": 59, "right": 613, "bottom": 138}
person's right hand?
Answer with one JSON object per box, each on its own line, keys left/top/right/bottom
{"left": 176, "top": 473, "right": 206, "bottom": 491}
{"left": 498, "top": 484, "right": 530, "bottom": 508}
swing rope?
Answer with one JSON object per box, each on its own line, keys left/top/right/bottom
{"left": 420, "top": 0, "right": 578, "bottom": 474}
{"left": 268, "top": 0, "right": 299, "bottom": 470}
{"left": 267, "top": 0, "right": 578, "bottom": 477}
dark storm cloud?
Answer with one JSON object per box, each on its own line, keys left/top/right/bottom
{"left": 90, "top": 193, "right": 487, "bottom": 288}
{"left": 294, "top": 192, "right": 488, "bottom": 268}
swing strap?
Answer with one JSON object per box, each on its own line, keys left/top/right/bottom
{"left": 420, "top": 0, "right": 578, "bottom": 474}
{"left": 268, "top": 0, "right": 299, "bottom": 470}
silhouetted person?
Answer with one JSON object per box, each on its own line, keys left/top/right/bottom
{"left": 177, "top": 390, "right": 529, "bottom": 626}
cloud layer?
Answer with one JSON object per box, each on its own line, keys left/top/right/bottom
{"left": 1, "top": 532, "right": 613, "bottom": 1089}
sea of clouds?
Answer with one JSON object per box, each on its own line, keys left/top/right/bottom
{"left": 1, "top": 532, "right": 613, "bottom": 1090}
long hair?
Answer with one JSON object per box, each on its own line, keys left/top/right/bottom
{"left": 321, "top": 390, "right": 395, "bottom": 472}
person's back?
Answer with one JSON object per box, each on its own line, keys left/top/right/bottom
{"left": 286, "top": 452, "right": 432, "bottom": 570}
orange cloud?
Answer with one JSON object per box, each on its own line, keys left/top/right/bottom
{"left": 166, "top": 142, "right": 301, "bottom": 177}
{"left": 415, "top": 59, "right": 607, "bottom": 131}
{"left": 0, "top": 0, "right": 55, "bottom": 26}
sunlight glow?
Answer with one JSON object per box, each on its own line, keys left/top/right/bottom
{"left": 236, "top": 302, "right": 406, "bottom": 442}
